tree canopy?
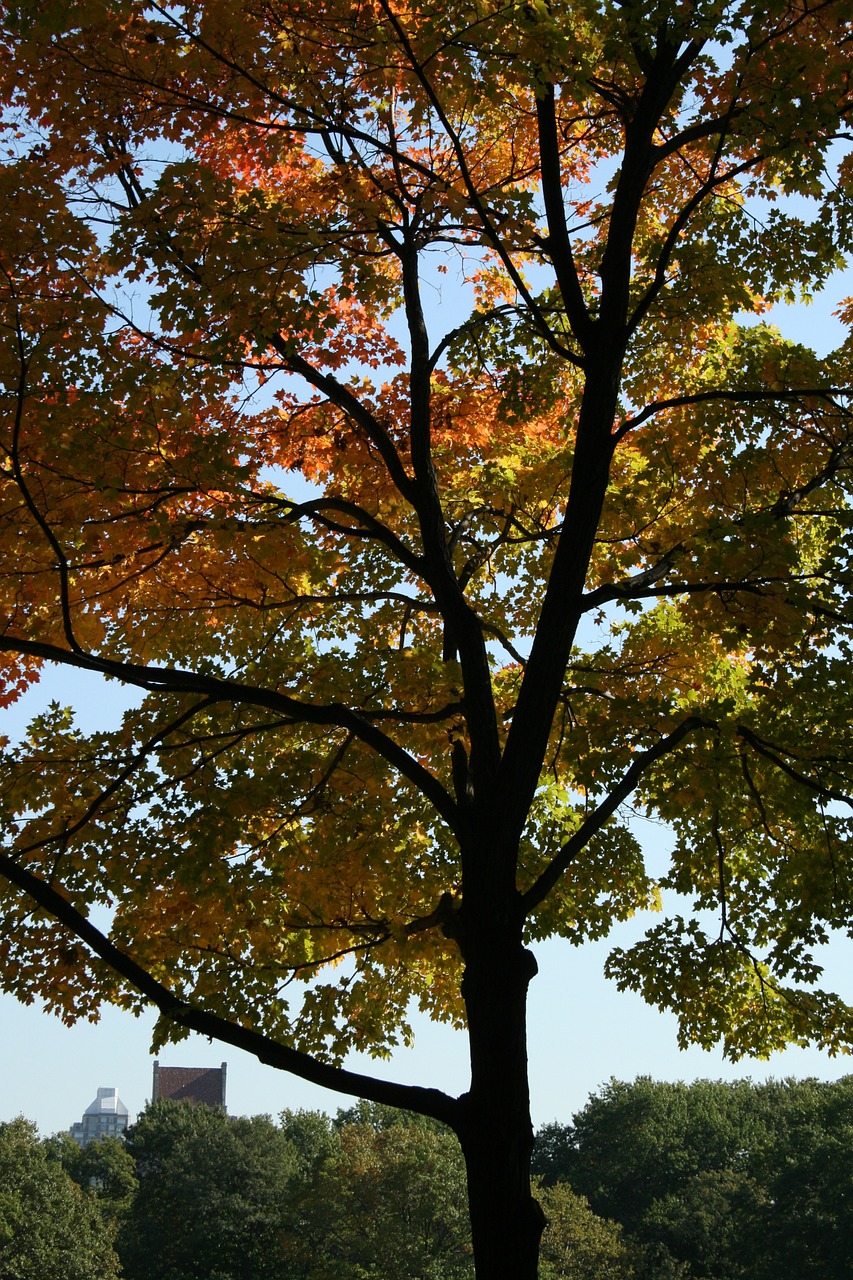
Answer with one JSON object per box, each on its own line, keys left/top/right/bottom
{"left": 536, "top": 1181, "right": 636, "bottom": 1280}
{"left": 62, "top": 1100, "right": 476, "bottom": 1280}
{"left": 287, "top": 1105, "right": 474, "bottom": 1280}
{"left": 3, "top": 1, "right": 853, "bottom": 1274}
{"left": 0, "top": 1117, "right": 123, "bottom": 1280}
{"left": 46, "top": 1131, "right": 139, "bottom": 1229}
{"left": 533, "top": 1075, "right": 853, "bottom": 1279}
{"left": 116, "top": 1103, "right": 303, "bottom": 1280}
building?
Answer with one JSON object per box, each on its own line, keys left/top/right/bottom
{"left": 70, "top": 1087, "right": 130, "bottom": 1147}
{"left": 151, "top": 1061, "right": 227, "bottom": 1110}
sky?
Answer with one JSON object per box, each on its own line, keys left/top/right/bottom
{"left": 3, "top": 205, "right": 853, "bottom": 1140}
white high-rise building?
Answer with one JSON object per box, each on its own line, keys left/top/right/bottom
{"left": 70, "top": 1087, "right": 130, "bottom": 1147}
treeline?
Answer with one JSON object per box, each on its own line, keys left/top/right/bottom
{"left": 533, "top": 1076, "right": 853, "bottom": 1279}
{"left": 1, "top": 1078, "right": 851, "bottom": 1279}
{"left": 3, "top": 1102, "right": 474, "bottom": 1280}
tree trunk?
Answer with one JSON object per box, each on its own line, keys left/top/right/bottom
{"left": 457, "top": 928, "right": 544, "bottom": 1279}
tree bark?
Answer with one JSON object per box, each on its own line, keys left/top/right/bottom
{"left": 456, "top": 920, "right": 544, "bottom": 1279}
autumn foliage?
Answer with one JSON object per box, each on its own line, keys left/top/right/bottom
{"left": 3, "top": 1, "right": 853, "bottom": 1275}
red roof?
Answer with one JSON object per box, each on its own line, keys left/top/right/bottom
{"left": 153, "top": 1063, "right": 226, "bottom": 1108}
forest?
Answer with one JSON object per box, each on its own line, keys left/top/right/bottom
{"left": 2, "top": 1077, "right": 852, "bottom": 1280}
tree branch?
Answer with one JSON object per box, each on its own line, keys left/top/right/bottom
{"left": 535, "top": 86, "right": 593, "bottom": 352}
{"left": 737, "top": 725, "right": 853, "bottom": 809}
{"left": 0, "top": 636, "right": 461, "bottom": 835}
{"left": 521, "top": 717, "right": 708, "bottom": 915}
{"left": 270, "top": 341, "right": 416, "bottom": 503}
{"left": 253, "top": 493, "right": 425, "bottom": 577}
{"left": 375, "top": 0, "right": 580, "bottom": 364}
{"left": 0, "top": 849, "right": 461, "bottom": 1128}
{"left": 615, "top": 388, "right": 852, "bottom": 441}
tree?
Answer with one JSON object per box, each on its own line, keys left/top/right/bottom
{"left": 640, "top": 1168, "right": 767, "bottom": 1280}
{"left": 293, "top": 1107, "right": 474, "bottom": 1279}
{"left": 746, "top": 1078, "right": 853, "bottom": 1280}
{"left": 533, "top": 1078, "right": 767, "bottom": 1229}
{"left": 46, "top": 1131, "right": 139, "bottom": 1228}
{"left": 0, "top": 1117, "right": 122, "bottom": 1280}
{"left": 2, "top": 1, "right": 853, "bottom": 1274}
{"left": 116, "top": 1102, "right": 302, "bottom": 1280}
{"left": 536, "top": 1182, "right": 636, "bottom": 1280}
{"left": 117, "top": 1101, "right": 472, "bottom": 1280}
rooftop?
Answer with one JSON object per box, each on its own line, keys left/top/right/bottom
{"left": 83, "top": 1087, "right": 130, "bottom": 1117}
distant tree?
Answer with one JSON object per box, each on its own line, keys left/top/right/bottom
{"left": 531, "top": 1122, "right": 580, "bottom": 1192}
{"left": 42, "top": 1129, "right": 87, "bottom": 1177}
{"left": 277, "top": 1107, "right": 340, "bottom": 1184}
{"left": 537, "top": 1181, "right": 636, "bottom": 1280}
{"left": 746, "top": 1078, "right": 853, "bottom": 1280}
{"left": 534, "top": 1078, "right": 773, "bottom": 1225}
{"left": 292, "top": 1109, "right": 474, "bottom": 1280}
{"left": 46, "top": 1131, "right": 138, "bottom": 1226}
{"left": 118, "top": 1100, "right": 474, "bottom": 1280}
{"left": 117, "top": 1102, "right": 300, "bottom": 1280}
{"left": 333, "top": 1097, "right": 454, "bottom": 1135}
{"left": 0, "top": 1117, "right": 121, "bottom": 1280}
{"left": 641, "top": 1168, "right": 767, "bottom": 1280}
{"left": 534, "top": 1076, "right": 853, "bottom": 1279}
